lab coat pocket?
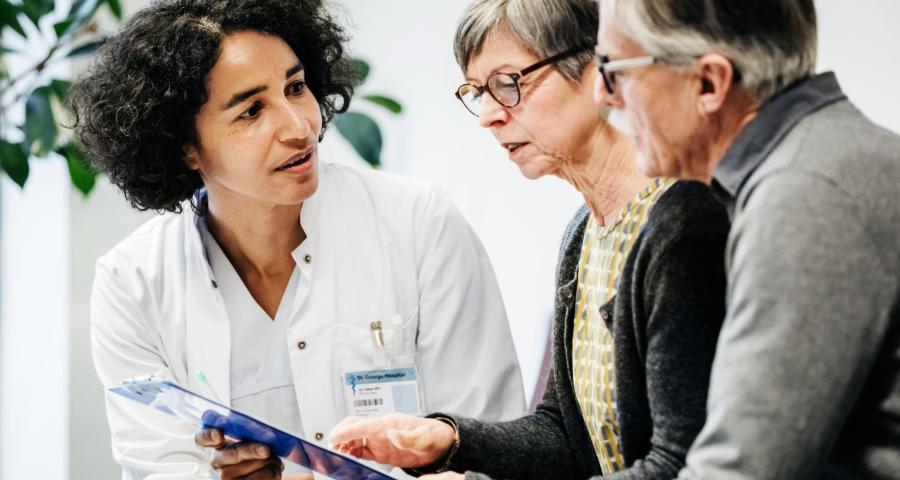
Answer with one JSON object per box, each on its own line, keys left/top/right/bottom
{"left": 333, "top": 306, "right": 423, "bottom": 418}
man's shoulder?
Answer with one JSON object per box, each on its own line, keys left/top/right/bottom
{"left": 749, "top": 99, "right": 900, "bottom": 197}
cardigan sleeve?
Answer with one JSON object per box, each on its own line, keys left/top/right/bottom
{"left": 432, "top": 364, "right": 584, "bottom": 480}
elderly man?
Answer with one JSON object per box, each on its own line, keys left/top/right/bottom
{"left": 594, "top": 1, "right": 900, "bottom": 479}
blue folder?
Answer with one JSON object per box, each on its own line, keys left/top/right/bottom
{"left": 110, "top": 378, "right": 397, "bottom": 480}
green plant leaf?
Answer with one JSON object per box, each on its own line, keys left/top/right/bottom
{"left": 59, "top": 144, "right": 96, "bottom": 195}
{"left": 22, "top": 0, "right": 54, "bottom": 26}
{"left": 362, "top": 94, "right": 403, "bottom": 114}
{"left": 350, "top": 58, "right": 370, "bottom": 87}
{"left": 67, "top": 38, "right": 106, "bottom": 58}
{"left": 0, "top": 139, "right": 29, "bottom": 187}
{"left": 49, "top": 79, "right": 71, "bottom": 101}
{"left": 24, "top": 87, "right": 58, "bottom": 157}
{"left": 56, "top": 0, "right": 100, "bottom": 38}
{"left": 334, "top": 112, "right": 382, "bottom": 167}
{"left": 104, "top": 0, "right": 122, "bottom": 19}
{"left": 0, "top": 1, "right": 25, "bottom": 37}
{"left": 53, "top": 18, "right": 74, "bottom": 37}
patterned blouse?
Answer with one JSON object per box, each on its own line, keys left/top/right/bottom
{"left": 571, "top": 178, "right": 673, "bottom": 473}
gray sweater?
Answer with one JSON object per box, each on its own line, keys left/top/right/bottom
{"left": 678, "top": 73, "right": 900, "bottom": 480}
{"left": 421, "top": 181, "right": 729, "bottom": 480}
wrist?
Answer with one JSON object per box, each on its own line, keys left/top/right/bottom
{"left": 406, "top": 415, "right": 460, "bottom": 476}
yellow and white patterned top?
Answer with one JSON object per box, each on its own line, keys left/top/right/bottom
{"left": 572, "top": 178, "right": 673, "bottom": 473}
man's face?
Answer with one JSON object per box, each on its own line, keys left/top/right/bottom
{"left": 594, "top": 1, "right": 707, "bottom": 179}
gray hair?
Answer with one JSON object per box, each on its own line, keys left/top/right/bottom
{"left": 454, "top": 0, "right": 598, "bottom": 81}
{"left": 606, "top": 0, "right": 817, "bottom": 101}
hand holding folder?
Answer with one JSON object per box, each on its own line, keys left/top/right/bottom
{"left": 110, "top": 377, "right": 398, "bottom": 480}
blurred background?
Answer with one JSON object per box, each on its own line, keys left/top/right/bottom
{"left": 1, "top": 0, "right": 898, "bottom": 478}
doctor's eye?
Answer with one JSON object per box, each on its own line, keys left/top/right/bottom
{"left": 286, "top": 81, "right": 307, "bottom": 96}
{"left": 238, "top": 102, "right": 264, "bottom": 121}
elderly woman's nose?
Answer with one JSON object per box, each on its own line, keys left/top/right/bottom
{"left": 477, "top": 95, "right": 509, "bottom": 128}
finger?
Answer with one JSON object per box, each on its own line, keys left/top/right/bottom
{"left": 195, "top": 428, "right": 225, "bottom": 448}
{"left": 211, "top": 443, "right": 271, "bottom": 468}
{"left": 216, "top": 457, "right": 279, "bottom": 480}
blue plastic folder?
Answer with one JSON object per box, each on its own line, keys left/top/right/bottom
{"left": 110, "top": 378, "right": 397, "bottom": 480}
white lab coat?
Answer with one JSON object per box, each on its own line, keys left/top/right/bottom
{"left": 91, "top": 163, "right": 526, "bottom": 480}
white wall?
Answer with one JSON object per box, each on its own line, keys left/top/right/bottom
{"left": 816, "top": 1, "right": 900, "bottom": 135}
{"left": 2, "top": 1, "right": 899, "bottom": 479}
{"left": 0, "top": 164, "right": 70, "bottom": 480}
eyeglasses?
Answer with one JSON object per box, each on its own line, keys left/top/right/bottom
{"left": 455, "top": 45, "right": 589, "bottom": 117}
{"left": 594, "top": 54, "right": 657, "bottom": 95}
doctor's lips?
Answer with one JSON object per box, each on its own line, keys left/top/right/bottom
{"left": 274, "top": 147, "right": 316, "bottom": 172}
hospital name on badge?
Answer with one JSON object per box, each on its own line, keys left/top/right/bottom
{"left": 342, "top": 366, "right": 422, "bottom": 417}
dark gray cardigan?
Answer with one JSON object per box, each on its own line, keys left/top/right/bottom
{"left": 423, "top": 181, "right": 730, "bottom": 480}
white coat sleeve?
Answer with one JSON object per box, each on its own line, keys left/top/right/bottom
{"left": 412, "top": 187, "right": 526, "bottom": 421}
{"left": 91, "top": 258, "right": 214, "bottom": 480}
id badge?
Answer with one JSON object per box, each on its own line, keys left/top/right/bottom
{"left": 342, "top": 364, "right": 423, "bottom": 417}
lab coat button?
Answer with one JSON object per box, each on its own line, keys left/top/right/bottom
{"left": 599, "top": 308, "right": 609, "bottom": 321}
{"left": 314, "top": 432, "right": 324, "bottom": 441}
{"left": 297, "top": 340, "right": 307, "bottom": 350}
{"left": 303, "top": 254, "right": 312, "bottom": 264}
{"left": 211, "top": 279, "right": 218, "bottom": 289}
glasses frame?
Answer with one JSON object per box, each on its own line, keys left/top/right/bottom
{"left": 455, "top": 44, "right": 590, "bottom": 117}
{"left": 594, "top": 54, "right": 657, "bottom": 95}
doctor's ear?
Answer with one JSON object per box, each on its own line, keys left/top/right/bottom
{"left": 695, "top": 53, "right": 736, "bottom": 116}
{"left": 183, "top": 145, "right": 201, "bottom": 171}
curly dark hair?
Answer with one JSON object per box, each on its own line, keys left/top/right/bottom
{"left": 69, "top": 0, "right": 355, "bottom": 212}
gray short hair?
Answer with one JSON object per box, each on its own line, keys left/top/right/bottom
{"left": 454, "top": 0, "right": 598, "bottom": 81}
{"left": 606, "top": 0, "right": 817, "bottom": 101}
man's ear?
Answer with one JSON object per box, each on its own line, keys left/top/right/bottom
{"left": 695, "top": 53, "right": 736, "bottom": 116}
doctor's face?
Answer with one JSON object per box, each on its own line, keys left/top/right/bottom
{"left": 464, "top": 30, "right": 603, "bottom": 180}
{"left": 185, "top": 30, "right": 322, "bottom": 209}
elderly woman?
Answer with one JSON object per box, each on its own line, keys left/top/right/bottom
{"left": 70, "top": 1, "right": 526, "bottom": 479}
{"left": 329, "top": 1, "right": 729, "bottom": 479}
{"left": 593, "top": 1, "right": 900, "bottom": 479}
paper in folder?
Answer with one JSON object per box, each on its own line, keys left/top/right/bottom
{"left": 110, "top": 377, "right": 397, "bottom": 480}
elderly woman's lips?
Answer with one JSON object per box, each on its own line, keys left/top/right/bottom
{"left": 504, "top": 142, "right": 527, "bottom": 153}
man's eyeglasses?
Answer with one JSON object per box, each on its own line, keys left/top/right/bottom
{"left": 455, "top": 45, "right": 589, "bottom": 117}
{"left": 594, "top": 54, "right": 656, "bottom": 95}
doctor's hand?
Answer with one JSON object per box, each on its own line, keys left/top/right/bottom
{"left": 329, "top": 413, "right": 457, "bottom": 469}
{"left": 195, "top": 428, "right": 289, "bottom": 480}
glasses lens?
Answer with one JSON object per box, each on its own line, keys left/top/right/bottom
{"left": 457, "top": 84, "right": 482, "bottom": 116}
{"left": 487, "top": 73, "right": 520, "bottom": 107}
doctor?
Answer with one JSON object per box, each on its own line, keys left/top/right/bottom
{"left": 69, "top": 1, "right": 525, "bottom": 479}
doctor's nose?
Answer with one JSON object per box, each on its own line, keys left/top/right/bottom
{"left": 275, "top": 103, "right": 314, "bottom": 144}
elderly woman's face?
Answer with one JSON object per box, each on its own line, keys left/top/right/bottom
{"left": 185, "top": 30, "right": 322, "bottom": 208}
{"left": 594, "top": 4, "right": 702, "bottom": 178}
{"left": 465, "top": 30, "right": 602, "bottom": 180}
